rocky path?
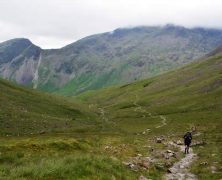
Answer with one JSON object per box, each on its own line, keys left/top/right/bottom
{"left": 133, "top": 94, "right": 197, "bottom": 179}
{"left": 164, "top": 142, "right": 198, "bottom": 180}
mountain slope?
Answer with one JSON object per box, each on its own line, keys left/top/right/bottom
{"left": 0, "top": 47, "right": 222, "bottom": 179}
{"left": 0, "top": 78, "right": 98, "bottom": 135}
{"left": 79, "top": 52, "right": 222, "bottom": 111}
{"left": 78, "top": 49, "right": 222, "bottom": 179}
{"left": 1, "top": 25, "right": 222, "bottom": 95}
{"left": 0, "top": 38, "right": 42, "bottom": 85}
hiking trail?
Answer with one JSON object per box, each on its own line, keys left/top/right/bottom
{"left": 133, "top": 94, "right": 167, "bottom": 129}
{"left": 132, "top": 94, "right": 198, "bottom": 179}
{"left": 164, "top": 142, "right": 198, "bottom": 180}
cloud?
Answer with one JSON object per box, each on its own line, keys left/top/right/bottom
{"left": 0, "top": 0, "right": 222, "bottom": 48}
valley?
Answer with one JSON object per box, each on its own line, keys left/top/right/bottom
{"left": 0, "top": 47, "right": 222, "bottom": 179}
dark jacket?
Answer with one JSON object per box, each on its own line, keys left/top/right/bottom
{"left": 184, "top": 132, "right": 192, "bottom": 145}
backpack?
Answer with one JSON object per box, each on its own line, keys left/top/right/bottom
{"left": 184, "top": 132, "right": 192, "bottom": 141}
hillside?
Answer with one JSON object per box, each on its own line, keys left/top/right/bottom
{"left": 79, "top": 51, "right": 222, "bottom": 179}
{"left": 0, "top": 78, "right": 98, "bottom": 135}
{"left": 79, "top": 51, "right": 222, "bottom": 112}
{"left": 1, "top": 25, "right": 222, "bottom": 95}
{"left": 0, "top": 47, "right": 222, "bottom": 179}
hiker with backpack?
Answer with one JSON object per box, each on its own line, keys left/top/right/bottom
{"left": 183, "top": 131, "right": 192, "bottom": 154}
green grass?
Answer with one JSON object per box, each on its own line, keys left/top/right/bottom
{"left": 78, "top": 54, "right": 222, "bottom": 179}
{"left": 1, "top": 53, "right": 222, "bottom": 179}
{"left": 0, "top": 135, "right": 164, "bottom": 180}
{"left": 0, "top": 78, "right": 100, "bottom": 135}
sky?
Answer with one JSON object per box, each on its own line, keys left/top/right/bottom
{"left": 0, "top": 0, "right": 222, "bottom": 49}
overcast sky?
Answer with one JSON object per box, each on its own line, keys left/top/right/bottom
{"left": 0, "top": 0, "right": 222, "bottom": 49}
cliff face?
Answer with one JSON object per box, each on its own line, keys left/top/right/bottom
{"left": 0, "top": 38, "right": 41, "bottom": 85}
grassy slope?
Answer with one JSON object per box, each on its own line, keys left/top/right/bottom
{"left": 79, "top": 54, "right": 222, "bottom": 179}
{"left": 1, "top": 54, "right": 222, "bottom": 179}
{"left": 0, "top": 79, "right": 100, "bottom": 135}
{"left": 0, "top": 79, "right": 147, "bottom": 179}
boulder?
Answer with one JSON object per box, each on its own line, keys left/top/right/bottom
{"left": 138, "top": 175, "right": 148, "bottom": 180}
{"left": 156, "top": 138, "right": 162, "bottom": 143}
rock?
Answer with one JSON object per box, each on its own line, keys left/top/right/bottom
{"left": 176, "top": 140, "right": 183, "bottom": 145}
{"left": 144, "top": 156, "right": 155, "bottom": 163}
{"left": 123, "top": 162, "right": 138, "bottom": 171}
{"left": 167, "top": 168, "right": 173, "bottom": 173}
{"left": 138, "top": 175, "right": 148, "bottom": 180}
{"left": 166, "top": 150, "right": 173, "bottom": 153}
{"left": 39, "top": 131, "right": 45, "bottom": 134}
{"left": 211, "top": 166, "right": 217, "bottom": 173}
{"left": 168, "top": 152, "right": 176, "bottom": 157}
{"left": 129, "top": 163, "right": 135, "bottom": 168}
{"left": 165, "top": 161, "right": 173, "bottom": 168}
{"left": 164, "top": 154, "right": 170, "bottom": 159}
{"left": 140, "top": 161, "right": 150, "bottom": 169}
{"left": 180, "top": 165, "right": 185, "bottom": 169}
{"left": 104, "top": 145, "right": 111, "bottom": 150}
{"left": 155, "top": 163, "right": 165, "bottom": 170}
{"left": 156, "top": 138, "right": 162, "bottom": 143}
{"left": 191, "top": 141, "right": 206, "bottom": 147}
{"left": 200, "top": 162, "right": 208, "bottom": 166}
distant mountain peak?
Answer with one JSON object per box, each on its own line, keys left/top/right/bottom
{"left": 1, "top": 38, "right": 32, "bottom": 46}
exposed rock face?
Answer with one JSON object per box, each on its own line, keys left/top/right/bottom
{"left": 0, "top": 38, "right": 41, "bottom": 85}
{"left": 1, "top": 25, "right": 222, "bottom": 95}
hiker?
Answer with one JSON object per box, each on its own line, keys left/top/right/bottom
{"left": 183, "top": 131, "right": 192, "bottom": 154}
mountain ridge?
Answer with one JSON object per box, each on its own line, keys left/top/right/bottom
{"left": 1, "top": 25, "right": 222, "bottom": 95}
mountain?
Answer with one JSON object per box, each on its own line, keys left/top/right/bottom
{"left": 0, "top": 38, "right": 41, "bottom": 85}
{"left": 0, "top": 78, "right": 98, "bottom": 135}
{"left": 1, "top": 25, "right": 222, "bottom": 95}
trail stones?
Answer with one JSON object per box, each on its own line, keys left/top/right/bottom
{"left": 176, "top": 140, "right": 183, "bottom": 145}
{"left": 142, "top": 129, "right": 150, "bottom": 135}
{"left": 164, "top": 142, "right": 198, "bottom": 180}
{"left": 156, "top": 136, "right": 165, "bottom": 143}
{"left": 123, "top": 155, "right": 154, "bottom": 171}
{"left": 200, "top": 162, "right": 208, "bottom": 166}
{"left": 173, "top": 140, "right": 183, "bottom": 145}
{"left": 138, "top": 175, "right": 148, "bottom": 180}
{"left": 155, "top": 163, "right": 165, "bottom": 170}
{"left": 156, "top": 138, "right": 162, "bottom": 143}
{"left": 166, "top": 150, "right": 176, "bottom": 157}
{"left": 162, "top": 150, "right": 176, "bottom": 160}
{"left": 191, "top": 140, "right": 206, "bottom": 147}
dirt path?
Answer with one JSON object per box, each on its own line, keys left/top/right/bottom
{"left": 155, "top": 115, "right": 167, "bottom": 129}
{"left": 164, "top": 142, "right": 198, "bottom": 180}
{"left": 133, "top": 94, "right": 167, "bottom": 128}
